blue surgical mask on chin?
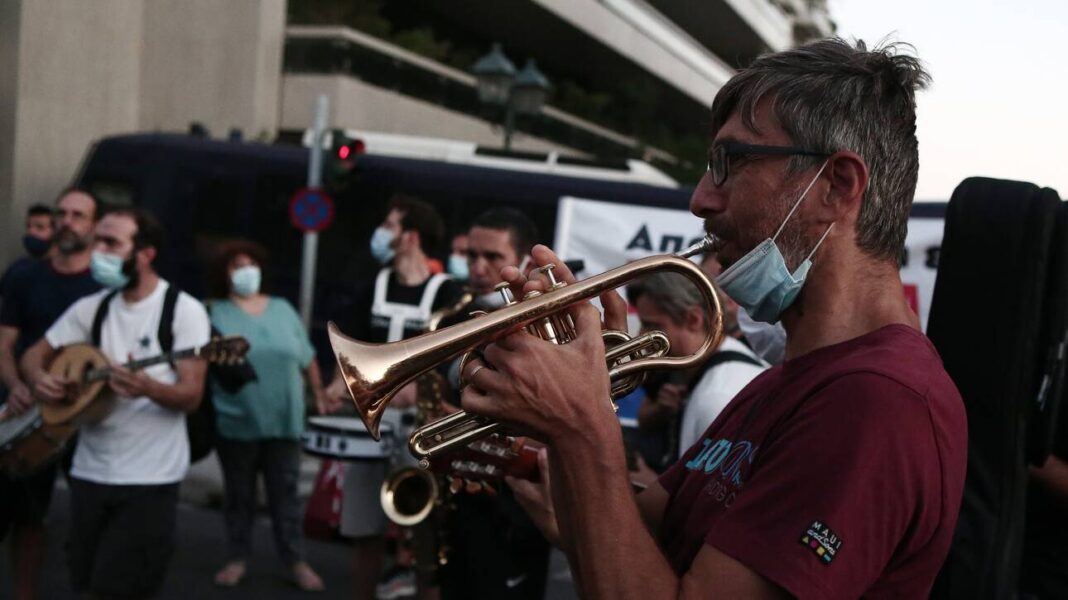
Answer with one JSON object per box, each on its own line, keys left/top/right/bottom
{"left": 90, "top": 251, "right": 130, "bottom": 289}
{"left": 447, "top": 254, "right": 469, "bottom": 280}
{"left": 231, "top": 265, "right": 261, "bottom": 297}
{"left": 715, "top": 161, "right": 833, "bottom": 324}
{"left": 370, "top": 227, "right": 396, "bottom": 265}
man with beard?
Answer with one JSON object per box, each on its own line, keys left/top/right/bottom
{"left": 21, "top": 208, "right": 210, "bottom": 599}
{"left": 465, "top": 39, "right": 967, "bottom": 599}
{"left": 0, "top": 189, "right": 99, "bottom": 600}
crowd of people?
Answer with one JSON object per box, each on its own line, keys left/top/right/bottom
{"left": 10, "top": 34, "right": 1068, "bottom": 600}
{"left": 0, "top": 176, "right": 787, "bottom": 600}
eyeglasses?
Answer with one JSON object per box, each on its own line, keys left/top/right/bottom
{"left": 707, "top": 142, "right": 830, "bottom": 187}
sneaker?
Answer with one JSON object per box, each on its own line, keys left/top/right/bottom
{"left": 375, "top": 567, "right": 416, "bottom": 600}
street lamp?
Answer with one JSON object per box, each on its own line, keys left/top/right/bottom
{"left": 471, "top": 43, "right": 551, "bottom": 150}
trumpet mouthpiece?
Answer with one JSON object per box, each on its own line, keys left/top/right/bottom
{"left": 678, "top": 235, "right": 719, "bottom": 259}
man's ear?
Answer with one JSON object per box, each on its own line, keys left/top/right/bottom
{"left": 685, "top": 305, "right": 705, "bottom": 333}
{"left": 138, "top": 246, "right": 157, "bottom": 268}
{"left": 818, "top": 151, "right": 869, "bottom": 224}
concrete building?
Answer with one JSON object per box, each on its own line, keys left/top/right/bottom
{"left": 0, "top": 0, "right": 285, "bottom": 262}
{"left": 0, "top": 0, "right": 833, "bottom": 265}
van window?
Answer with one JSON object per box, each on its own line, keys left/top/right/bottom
{"left": 88, "top": 180, "right": 135, "bottom": 207}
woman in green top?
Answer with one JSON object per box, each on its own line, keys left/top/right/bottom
{"left": 206, "top": 240, "right": 327, "bottom": 591}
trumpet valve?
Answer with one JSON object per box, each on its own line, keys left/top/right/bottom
{"left": 533, "top": 264, "right": 566, "bottom": 290}
{"left": 494, "top": 282, "right": 517, "bottom": 306}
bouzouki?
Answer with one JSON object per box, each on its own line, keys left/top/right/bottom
{"left": 41, "top": 336, "right": 250, "bottom": 426}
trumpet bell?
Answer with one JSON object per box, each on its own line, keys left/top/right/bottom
{"left": 328, "top": 322, "right": 444, "bottom": 440}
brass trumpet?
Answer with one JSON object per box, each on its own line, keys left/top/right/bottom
{"left": 328, "top": 236, "right": 723, "bottom": 466}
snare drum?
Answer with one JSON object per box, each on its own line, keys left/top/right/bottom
{"left": 0, "top": 405, "right": 75, "bottom": 476}
{"left": 302, "top": 417, "right": 395, "bottom": 461}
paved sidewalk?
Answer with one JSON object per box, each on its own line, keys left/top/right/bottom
{"left": 0, "top": 457, "right": 579, "bottom": 600}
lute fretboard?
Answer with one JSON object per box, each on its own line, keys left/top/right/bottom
{"left": 82, "top": 347, "right": 201, "bottom": 384}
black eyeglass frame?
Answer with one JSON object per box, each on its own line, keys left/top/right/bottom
{"left": 707, "top": 142, "right": 830, "bottom": 186}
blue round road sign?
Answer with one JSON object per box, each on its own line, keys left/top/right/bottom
{"left": 289, "top": 188, "right": 335, "bottom": 232}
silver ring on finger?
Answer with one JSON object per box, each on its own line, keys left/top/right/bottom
{"left": 467, "top": 364, "right": 486, "bottom": 385}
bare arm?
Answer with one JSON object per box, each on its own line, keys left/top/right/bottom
{"left": 465, "top": 246, "right": 787, "bottom": 599}
{"left": 109, "top": 358, "right": 207, "bottom": 413}
{"left": 304, "top": 358, "right": 332, "bottom": 415}
{"left": 1031, "top": 454, "right": 1068, "bottom": 506}
{"left": 21, "top": 337, "right": 66, "bottom": 404}
{"left": 0, "top": 325, "right": 22, "bottom": 389}
{"left": 0, "top": 325, "right": 35, "bottom": 415}
{"left": 548, "top": 415, "right": 785, "bottom": 599}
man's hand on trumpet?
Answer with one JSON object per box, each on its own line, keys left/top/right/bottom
{"left": 458, "top": 244, "right": 628, "bottom": 444}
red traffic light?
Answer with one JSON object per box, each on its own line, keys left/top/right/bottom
{"left": 336, "top": 140, "right": 364, "bottom": 161}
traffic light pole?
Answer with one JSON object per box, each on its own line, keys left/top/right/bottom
{"left": 299, "top": 94, "right": 329, "bottom": 329}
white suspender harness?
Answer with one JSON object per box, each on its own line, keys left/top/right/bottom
{"left": 371, "top": 268, "right": 451, "bottom": 343}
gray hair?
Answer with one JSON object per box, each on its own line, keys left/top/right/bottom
{"left": 710, "top": 37, "right": 930, "bottom": 261}
{"left": 628, "top": 272, "right": 705, "bottom": 325}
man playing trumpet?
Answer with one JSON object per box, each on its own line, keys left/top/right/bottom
{"left": 461, "top": 38, "right": 967, "bottom": 599}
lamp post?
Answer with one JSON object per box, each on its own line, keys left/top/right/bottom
{"left": 471, "top": 43, "right": 551, "bottom": 150}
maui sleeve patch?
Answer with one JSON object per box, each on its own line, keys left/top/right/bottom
{"left": 800, "top": 520, "right": 842, "bottom": 565}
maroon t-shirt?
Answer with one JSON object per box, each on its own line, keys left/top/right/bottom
{"left": 657, "top": 324, "right": 967, "bottom": 599}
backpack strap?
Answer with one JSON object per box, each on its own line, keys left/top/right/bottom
{"left": 702, "top": 350, "right": 765, "bottom": 370}
{"left": 157, "top": 284, "right": 180, "bottom": 354}
{"left": 90, "top": 290, "right": 120, "bottom": 346}
{"left": 686, "top": 350, "right": 765, "bottom": 394}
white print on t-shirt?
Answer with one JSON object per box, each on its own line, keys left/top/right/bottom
{"left": 684, "top": 437, "right": 759, "bottom": 509}
{"left": 45, "top": 280, "right": 211, "bottom": 485}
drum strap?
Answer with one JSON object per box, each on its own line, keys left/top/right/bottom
{"left": 91, "top": 285, "right": 180, "bottom": 357}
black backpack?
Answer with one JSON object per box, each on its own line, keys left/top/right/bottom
{"left": 91, "top": 285, "right": 216, "bottom": 463}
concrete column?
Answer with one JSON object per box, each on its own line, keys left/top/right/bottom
{"left": 139, "top": 0, "right": 286, "bottom": 141}
{"left": 1, "top": 0, "right": 144, "bottom": 263}
{"left": 0, "top": 0, "right": 288, "bottom": 265}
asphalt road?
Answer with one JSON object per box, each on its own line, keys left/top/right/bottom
{"left": 0, "top": 480, "right": 579, "bottom": 600}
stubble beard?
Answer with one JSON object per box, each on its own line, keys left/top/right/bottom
{"left": 54, "top": 227, "right": 89, "bottom": 256}
{"left": 767, "top": 178, "right": 821, "bottom": 273}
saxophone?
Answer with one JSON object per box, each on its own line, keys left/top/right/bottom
{"left": 379, "top": 290, "right": 473, "bottom": 574}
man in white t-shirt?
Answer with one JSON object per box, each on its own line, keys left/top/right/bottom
{"left": 629, "top": 272, "right": 767, "bottom": 463}
{"left": 21, "top": 208, "right": 210, "bottom": 599}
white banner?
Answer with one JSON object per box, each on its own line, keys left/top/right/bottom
{"left": 553, "top": 196, "right": 945, "bottom": 331}
{"left": 901, "top": 216, "right": 944, "bottom": 331}
{"left": 553, "top": 196, "right": 706, "bottom": 276}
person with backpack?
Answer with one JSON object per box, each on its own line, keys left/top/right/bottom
{"left": 629, "top": 273, "right": 766, "bottom": 467}
{"left": 204, "top": 239, "right": 326, "bottom": 591}
{"left": 21, "top": 207, "right": 210, "bottom": 599}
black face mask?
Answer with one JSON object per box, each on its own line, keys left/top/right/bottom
{"left": 22, "top": 235, "right": 51, "bottom": 258}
